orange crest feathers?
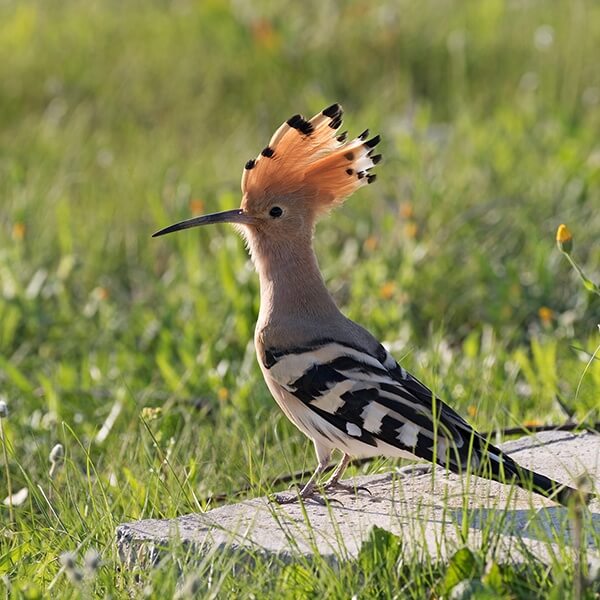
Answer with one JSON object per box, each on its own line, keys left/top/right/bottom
{"left": 241, "top": 104, "right": 381, "bottom": 212}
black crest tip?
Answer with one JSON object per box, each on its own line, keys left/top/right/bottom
{"left": 328, "top": 114, "right": 343, "bottom": 129}
{"left": 322, "top": 103, "right": 342, "bottom": 118}
{"left": 286, "top": 114, "right": 303, "bottom": 128}
{"left": 365, "top": 135, "right": 380, "bottom": 148}
{"left": 287, "top": 114, "right": 314, "bottom": 136}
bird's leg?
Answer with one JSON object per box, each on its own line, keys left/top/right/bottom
{"left": 323, "top": 453, "right": 351, "bottom": 488}
{"left": 323, "top": 453, "right": 371, "bottom": 496}
{"left": 274, "top": 447, "right": 331, "bottom": 505}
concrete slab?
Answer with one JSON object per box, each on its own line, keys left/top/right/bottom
{"left": 117, "top": 431, "right": 600, "bottom": 567}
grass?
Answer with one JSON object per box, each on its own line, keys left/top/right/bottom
{"left": 1, "top": 0, "right": 599, "bottom": 597}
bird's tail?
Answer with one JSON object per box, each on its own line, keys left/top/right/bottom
{"left": 505, "top": 461, "right": 586, "bottom": 507}
{"left": 469, "top": 439, "right": 591, "bottom": 507}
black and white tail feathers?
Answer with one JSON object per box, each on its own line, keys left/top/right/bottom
{"left": 263, "top": 337, "right": 586, "bottom": 507}
{"left": 447, "top": 427, "right": 581, "bottom": 507}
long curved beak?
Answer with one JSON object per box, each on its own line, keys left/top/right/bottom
{"left": 152, "top": 209, "right": 251, "bottom": 237}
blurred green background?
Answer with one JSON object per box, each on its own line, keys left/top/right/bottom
{"left": 1, "top": 0, "right": 599, "bottom": 594}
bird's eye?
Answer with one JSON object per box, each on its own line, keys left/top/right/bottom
{"left": 269, "top": 206, "right": 283, "bottom": 218}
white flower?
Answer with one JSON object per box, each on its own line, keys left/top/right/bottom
{"left": 49, "top": 443, "right": 64, "bottom": 465}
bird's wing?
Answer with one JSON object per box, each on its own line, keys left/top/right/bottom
{"left": 263, "top": 338, "right": 499, "bottom": 472}
{"left": 264, "top": 337, "right": 581, "bottom": 506}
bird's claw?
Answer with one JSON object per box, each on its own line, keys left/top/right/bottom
{"left": 271, "top": 490, "right": 343, "bottom": 507}
{"left": 272, "top": 491, "right": 304, "bottom": 505}
{"left": 324, "top": 481, "right": 372, "bottom": 496}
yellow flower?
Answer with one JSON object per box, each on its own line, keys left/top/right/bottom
{"left": 467, "top": 405, "right": 477, "bottom": 418}
{"left": 379, "top": 281, "right": 395, "bottom": 300}
{"left": 141, "top": 406, "right": 162, "bottom": 421}
{"left": 522, "top": 419, "right": 543, "bottom": 428}
{"left": 403, "top": 222, "right": 418, "bottom": 239}
{"left": 538, "top": 306, "right": 553, "bottom": 326}
{"left": 12, "top": 222, "right": 26, "bottom": 241}
{"left": 399, "top": 202, "right": 414, "bottom": 219}
{"left": 250, "top": 19, "right": 280, "bottom": 51}
{"left": 363, "top": 236, "right": 378, "bottom": 253}
{"left": 556, "top": 224, "right": 573, "bottom": 253}
{"left": 217, "top": 387, "right": 229, "bottom": 402}
{"left": 189, "top": 199, "right": 205, "bottom": 215}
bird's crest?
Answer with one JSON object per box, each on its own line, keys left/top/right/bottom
{"left": 241, "top": 104, "right": 381, "bottom": 213}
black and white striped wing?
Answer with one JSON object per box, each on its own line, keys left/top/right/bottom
{"left": 263, "top": 338, "right": 580, "bottom": 505}
{"left": 263, "top": 339, "right": 494, "bottom": 471}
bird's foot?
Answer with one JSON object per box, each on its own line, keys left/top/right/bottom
{"left": 396, "top": 464, "right": 432, "bottom": 478}
{"left": 271, "top": 486, "right": 343, "bottom": 506}
{"left": 271, "top": 491, "right": 306, "bottom": 505}
{"left": 270, "top": 483, "right": 321, "bottom": 505}
{"left": 323, "top": 480, "right": 372, "bottom": 496}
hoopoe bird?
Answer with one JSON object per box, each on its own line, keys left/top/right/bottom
{"left": 154, "top": 104, "right": 584, "bottom": 506}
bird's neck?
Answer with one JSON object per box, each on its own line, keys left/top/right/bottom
{"left": 249, "top": 233, "right": 340, "bottom": 329}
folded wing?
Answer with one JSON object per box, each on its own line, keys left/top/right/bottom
{"left": 264, "top": 338, "right": 490, "bottom": 471}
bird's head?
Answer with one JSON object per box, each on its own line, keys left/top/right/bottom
{"left": 153, "top": 104, "right": 381, "bottom": 249}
